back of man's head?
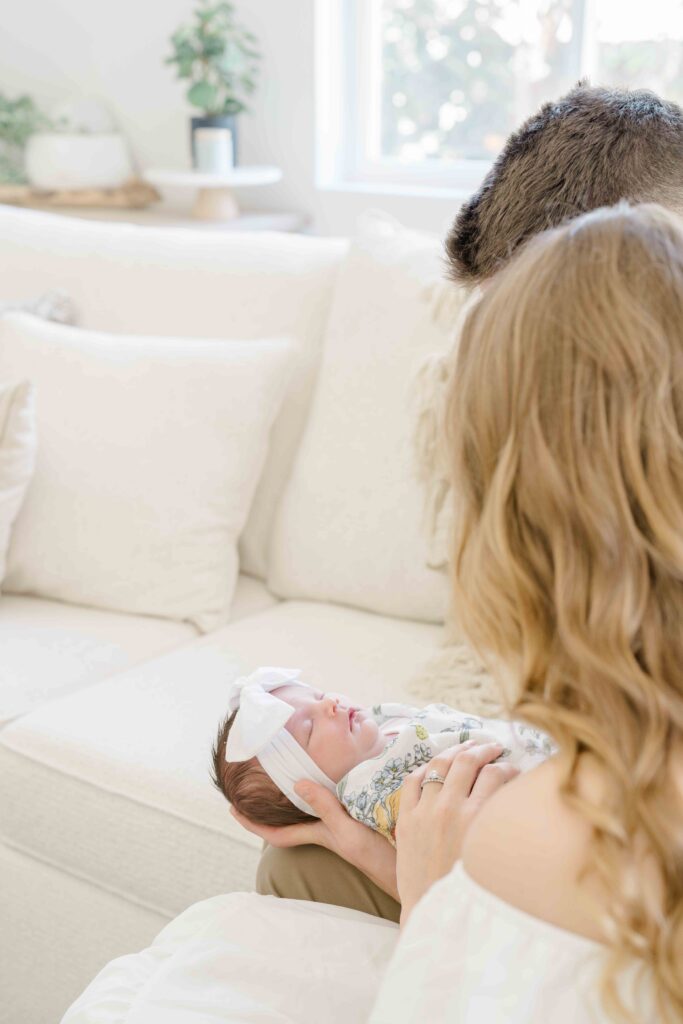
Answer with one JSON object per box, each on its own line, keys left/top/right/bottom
{"left": 446, "top": 82, "right": 683, "bottom": 285}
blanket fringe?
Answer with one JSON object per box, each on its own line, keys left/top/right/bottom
{"left": 420, "top": 278, "right": 470, "bottom": 333}
{"left": 406, "top": 643, "right": 504, "bottom": 718}
{"left": 411, "top": 351, "right": 453, "bottom": 571}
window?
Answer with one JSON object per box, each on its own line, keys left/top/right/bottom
{"left": 316, "top": 0, "right": 683, "bottom": 193}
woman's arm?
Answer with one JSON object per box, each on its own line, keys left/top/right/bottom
{"left": 231, "top": 779, "right": 399, "bottom": 902}
{"left": 395, "top": 740, "right": 519, "bottom": 927}
{"left": 460, "top": 753, "right": 610, "bottom": 944}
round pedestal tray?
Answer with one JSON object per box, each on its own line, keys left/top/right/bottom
{"left": 143, "top": 166, "right": 282, "bottom": 221}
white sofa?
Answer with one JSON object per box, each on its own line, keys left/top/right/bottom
{"left": 0, "top": 204, "right": 463, "bottom": 1024}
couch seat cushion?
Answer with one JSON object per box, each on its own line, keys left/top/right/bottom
{"left": 0, "top": 600, "right": 441, "bottom": 917}
{"left": 0, "top": 574, "right": 278, "bottom": 724}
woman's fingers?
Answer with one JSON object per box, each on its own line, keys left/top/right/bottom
{"left": 402, "top": 741, "right": 516, "bottom": 813}
{"left": 439, "top": 741, "right": 506, "bottom": 801}
{"left": 401, "top": 739, "right": 479, "bottom": 812}
{"left": 229, "top": 804, "right": 324, "bottom": 849}
{"left": 469, "top": 760, "right": 520, "bottom": 804}
{"left": 407, "top": 741, "right": 505, "bottom": 808}
{"left": 399, "top": 761, "right": 432, "bottom": 813}
{"left": 293, "top": 781, "right": 345, "bottom": 823}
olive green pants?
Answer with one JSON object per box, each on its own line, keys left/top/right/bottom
{"left": 256, "top": 841, "right": 401, "bottom": 924}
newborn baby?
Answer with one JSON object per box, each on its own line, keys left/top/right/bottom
{"left": 212, "top": 667, "right": 555, "bottom": 844}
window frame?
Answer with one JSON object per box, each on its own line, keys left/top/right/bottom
{"left": 316, "top": 0, "right": 602, "bottom": 195}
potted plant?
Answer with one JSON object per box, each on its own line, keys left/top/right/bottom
{"left": 165, "top": 0, "right": 261, "bottom": 168}
{"left": 0, "top": 93, "right": 53, "bottom": 184}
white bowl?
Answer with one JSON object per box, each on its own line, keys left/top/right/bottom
{"left": 24, "top": 133, "right": 134, "bottom": 190}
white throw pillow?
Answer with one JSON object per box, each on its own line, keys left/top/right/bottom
{"left": 0, "top": 379, "right": 36, "bottom": 585}
{"left": 0, "top": 204, "right": 346, "bottom": 581}
{"left": 267, "top": 212, "right": 469, "bottom": 624}
{"left": 0, "top": 313, "right": 294, "bottom": 631}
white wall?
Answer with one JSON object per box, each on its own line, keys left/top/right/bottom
{"left": 0, "top": 0, "right": 465, "bottom": 236}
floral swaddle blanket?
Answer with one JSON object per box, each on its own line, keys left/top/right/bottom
{"left": 336, "top": 702, "right": 556, "bottom": 846}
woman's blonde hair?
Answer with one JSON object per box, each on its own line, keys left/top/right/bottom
{"left": 446, "top": 203, "right": 683, "bottom": 1022}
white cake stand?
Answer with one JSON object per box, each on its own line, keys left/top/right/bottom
{"left": 143, "top": 166, "right": 283, "bottom": 222}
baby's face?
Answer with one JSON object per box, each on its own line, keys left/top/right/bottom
{"left": 275, "top": 684, "right": 388, "bottom": 783}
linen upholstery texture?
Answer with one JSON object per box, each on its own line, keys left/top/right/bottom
{"left": 0, "top": 574, "right": 277, "bottom": 724}
{"left": 0, "top": 601, "right": 441, "bottom": 918}
{"left": 0, "top": 844, "right": 168, "bottom": 1024}
{"left": 268, "top": 211, "right": 466, "bottom": 624}
{"left": 0, "top": 313, "right": 294, "bottom": 631}
{"left": 0, "top": 286, "right": 77, "bottom": 325}
{"left": 0, "top": 204, "right": 347, "bottom": 580}
{"left": 0, "top": 379, "right": 36, "bottom": 586}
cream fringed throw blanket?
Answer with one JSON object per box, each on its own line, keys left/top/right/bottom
{"left": 406, "top": 643, "right": 504, "bottom": 718}
{"left": 408, "top": 282, "right": 505, "bottom": 717}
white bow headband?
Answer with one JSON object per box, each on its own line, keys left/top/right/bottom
{"left": 224, "top": 666, "right": 337, "bottom": 816}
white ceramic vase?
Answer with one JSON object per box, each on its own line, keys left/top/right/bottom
{"left": 24, "top": 133, "right": 134, "bottom": 190}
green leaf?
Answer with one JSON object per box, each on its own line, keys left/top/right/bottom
{"left": 177, "top": 58, "right": 195, "bottom": 78}
{"left": 0, "top": 92, "right": 52, "bottom": 146}
{"left": 166, "top": 1, "right": 259, "bottom": 104}
{"left": 220, "top": 40, "right": 249, "bottom": 72}
{"left": 221, "top": 97, "right": 244, "bottom": 115}
{"left": 187, "top": 80, "right": 218, "bottom": 111}
{"left": 170, "top": 27, "right": 192, "bottom": 46}
{"left": 174, "top": 40, "right": 197, "bottom": 62}
{"left": 213, "top": 2, "right": 237, "bottom": 17}
{"left": 202, "top": 35, "right": 225, "bottom": 58}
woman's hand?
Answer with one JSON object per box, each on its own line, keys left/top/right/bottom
{"left": 395, "top": 741, "right": 520, "bottom": 927}
{"left": 231, "top": 780, "right": 399, "bottom": 902}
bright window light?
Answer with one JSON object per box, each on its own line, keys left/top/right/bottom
{"left": 316, "top": 0, "right": 683, "bottom": 193}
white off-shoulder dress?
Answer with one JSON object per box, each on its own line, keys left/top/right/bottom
{"left": 369, "top": 861, "right": 657, "bottom": 1024}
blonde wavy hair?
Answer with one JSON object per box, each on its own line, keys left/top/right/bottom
{"left": 445, "top": 203, "right": 683, "bottom": 1022}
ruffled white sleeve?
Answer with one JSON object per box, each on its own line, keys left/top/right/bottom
{"left": 369, "top": 861, "right": 654, "bottom": 1024}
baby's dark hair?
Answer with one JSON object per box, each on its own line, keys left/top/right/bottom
{"left": 210, "top": 709, "right": 315, "bottom": 827}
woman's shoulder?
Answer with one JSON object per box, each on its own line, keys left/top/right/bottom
{"left": 460, "top": 753, "right": 609, "bottom": 944}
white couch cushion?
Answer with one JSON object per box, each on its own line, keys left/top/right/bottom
{"left": 0, "top": 575, "right": 278, "bottom": 724}
{"left": 0, "top": 845, "right": 169, "bottom": 1024}
{"left": 0, "top": 380, "right": 36, "bottom": 585}
{"left": 0, "top": 600, "right": 441, "bottom": 916}
{"left": 0, "top": 313, "right": 294, "bottom": 631}
{"left": 62, "top": 892, "right": 397, "bottom": 1024}
{"left": 0, "top": 205, "right": 347, "bottom": 580}
{"left": 268, "top": 212, "right": 465, "bottom": 624}
{"left": 0, "top": 287, "right": 77, "bottom": 324}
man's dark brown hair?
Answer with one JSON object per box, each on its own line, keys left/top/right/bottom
{"left": 211, "top": 709, "right": 314, "bottom": 827}
{"left": 446, "top": 82, "right": 683, "bottom": 285}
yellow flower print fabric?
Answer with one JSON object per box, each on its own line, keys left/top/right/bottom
{"left": 336, "top": 702, "right": 555, "bottom": 846}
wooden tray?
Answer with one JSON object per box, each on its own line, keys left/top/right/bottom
{"left": 0, "top": 177, "right": 161, "bottom": 210}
